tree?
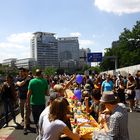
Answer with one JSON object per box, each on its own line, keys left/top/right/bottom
{"left": 44, "top": 67, "right": 56, "bottom": 76}
{"left": 31, "top": 66, "right": 41, "bottom": 75}
{"left": 100, "top": 20, "right": 140, "bottom": 71}
{"left": 88, "top": 66, "right": 101, "bottom": 74}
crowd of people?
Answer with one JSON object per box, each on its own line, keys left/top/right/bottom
{"left": 0, "top": 68, "right": 140, "bottom": 140}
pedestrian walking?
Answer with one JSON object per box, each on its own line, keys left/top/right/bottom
{"left": 26, "top": 69, "right": 49, "bottom": 134}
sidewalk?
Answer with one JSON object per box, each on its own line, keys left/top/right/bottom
{"left": 0, "top": 114, "right": 22, "bottom": 139}
{"left": 0, "top": 113, "right": 37, "bottom": 140}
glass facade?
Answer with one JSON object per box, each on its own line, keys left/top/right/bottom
{"left": 31, "top": 32, "right": 58, "bottom": 68}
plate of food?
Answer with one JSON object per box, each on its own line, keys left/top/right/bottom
{"left": 77, "top": 118, "right": 89, "bottom": 123}
{"left": 79, "top": 126, "right": 95, "bottom": 137}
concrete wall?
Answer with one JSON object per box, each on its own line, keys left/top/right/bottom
{"left": 101, "top": 64, "right": 140, "bottom": 76}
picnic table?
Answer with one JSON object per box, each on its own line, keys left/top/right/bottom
{"left": 66, "top": 90, "right": 99, "bottom": 140}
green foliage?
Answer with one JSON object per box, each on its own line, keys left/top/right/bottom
{"left": 9, "top": 70, "right": 18, "bottom": 76}
{"left": 31, "top": 65, "right": 41, "bottom": 75}
{"left": 83, "top": 64, "right": 90, "bottom": 71}
{"left": 0, "top": 65, "right": 18, "bottom": 76}
{"left": 100, "top": 20, "right": 140, "bottom": 71}
{"left": 0, "top": 70, "right": 4, "bottom": 75}
{"left": 75, "top": 64, "right": 90, "bottom": 74}
{"left": 88, "top": 66, "right": 101, "bottom": 74}
{"left": 44, "top": 67, "right": 56, "bottom": 76}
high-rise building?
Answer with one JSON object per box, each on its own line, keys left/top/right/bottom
{"left": 57, "top": 37, "right": 79, "bottom": 63}
{"left": 79, "top": 48, "right": 91, "bottom": 67}
{"left": 31, "top": 32, "right": 58, "bottom": 69}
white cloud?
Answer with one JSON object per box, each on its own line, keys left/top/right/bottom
{"left": 69, "top": 32, "right": 95, "bottom": 48}
{"left": 0, "top": 32, "right": 96, "bottom": 63}
{"left": 0, "top": 42, "right": 24, "bottom": 49}
{"left": 94, "top": 0, "right": 140, "bottom": 15}
{"left": 0, "top": 32, "right": 32, "bottom": 63}
{"left": 69, "top": 32, "right": 81, "bottom": 37}
{"left": 79, "top": 39, "right": 95, "bottom": 48}
{"left": 7, "top": 32, "right": 33, "bottom": 44}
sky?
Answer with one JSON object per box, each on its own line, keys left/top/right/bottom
{"left": 0, "top": 0, "right": 140, "bottom": 63}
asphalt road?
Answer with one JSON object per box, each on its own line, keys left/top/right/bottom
{"left": 0, "top": 111, "right": 140, "bottom": 140}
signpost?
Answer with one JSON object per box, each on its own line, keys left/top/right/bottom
{"left": 87, "top": 52, "right": 102, "bottom": 62}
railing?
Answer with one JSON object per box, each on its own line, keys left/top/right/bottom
{"left": 0, "top": 99, "right": 19, "bottom": 128}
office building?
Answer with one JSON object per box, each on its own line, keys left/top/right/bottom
{"left": 2, "top": 58, "right": 17, "bottom": 67}
{"left": 79, "top": 48, "right": 91, "bottom": 67}
{"left": 31, "top": 32, "right": 58, "bottom": 68}
{"left": 16, "top": 58, "right": 36, "bottom": 70}
{"left": 58, "top": 37, "right": 79, "bottom": 63}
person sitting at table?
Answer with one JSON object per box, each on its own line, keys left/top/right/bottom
{"left": 84, "top": 83, "right": 93, "bottom": 94}
{"left": 92, "top": 91, "right": 129, "bottom": 140}
{"left": 81, "top": 90, "right": 92, "bottom": 107}
{"left": 85, "top": 89, "right": 104, "bottom": 122}
{"left": 53, "top": 75, "right": 76, "bottom": 97}
{"left": 52, "top": 75, "right": 77, "bottom": 132}
{"left": 40, "top": 97, "right": 80, "bottom": 140}
{"left": 38, "top": 91, "right": 58, "bottom": 140}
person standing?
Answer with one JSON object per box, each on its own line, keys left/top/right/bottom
{"left": 135, "top": 71, "right": 140, "bottom": 108}
{"left": 117, "top": 79, "right": 126, "bottom": 104}
{"left": 101, "top": 75, "right": 114, "bottom": 94}
{"left": 85, "top": 89, "right": 103, "bottom": 122}
{"left": 16, "top": 68, "right": 31, "bottom": 134}
{"left": 1, "top": 75, "right": 17, "bottom": 127}
{"left": 126, "top": 75, "right": 136, "bottom": 112}
{"left": 26, "top": 69, "right": 49, "bottom": 134}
